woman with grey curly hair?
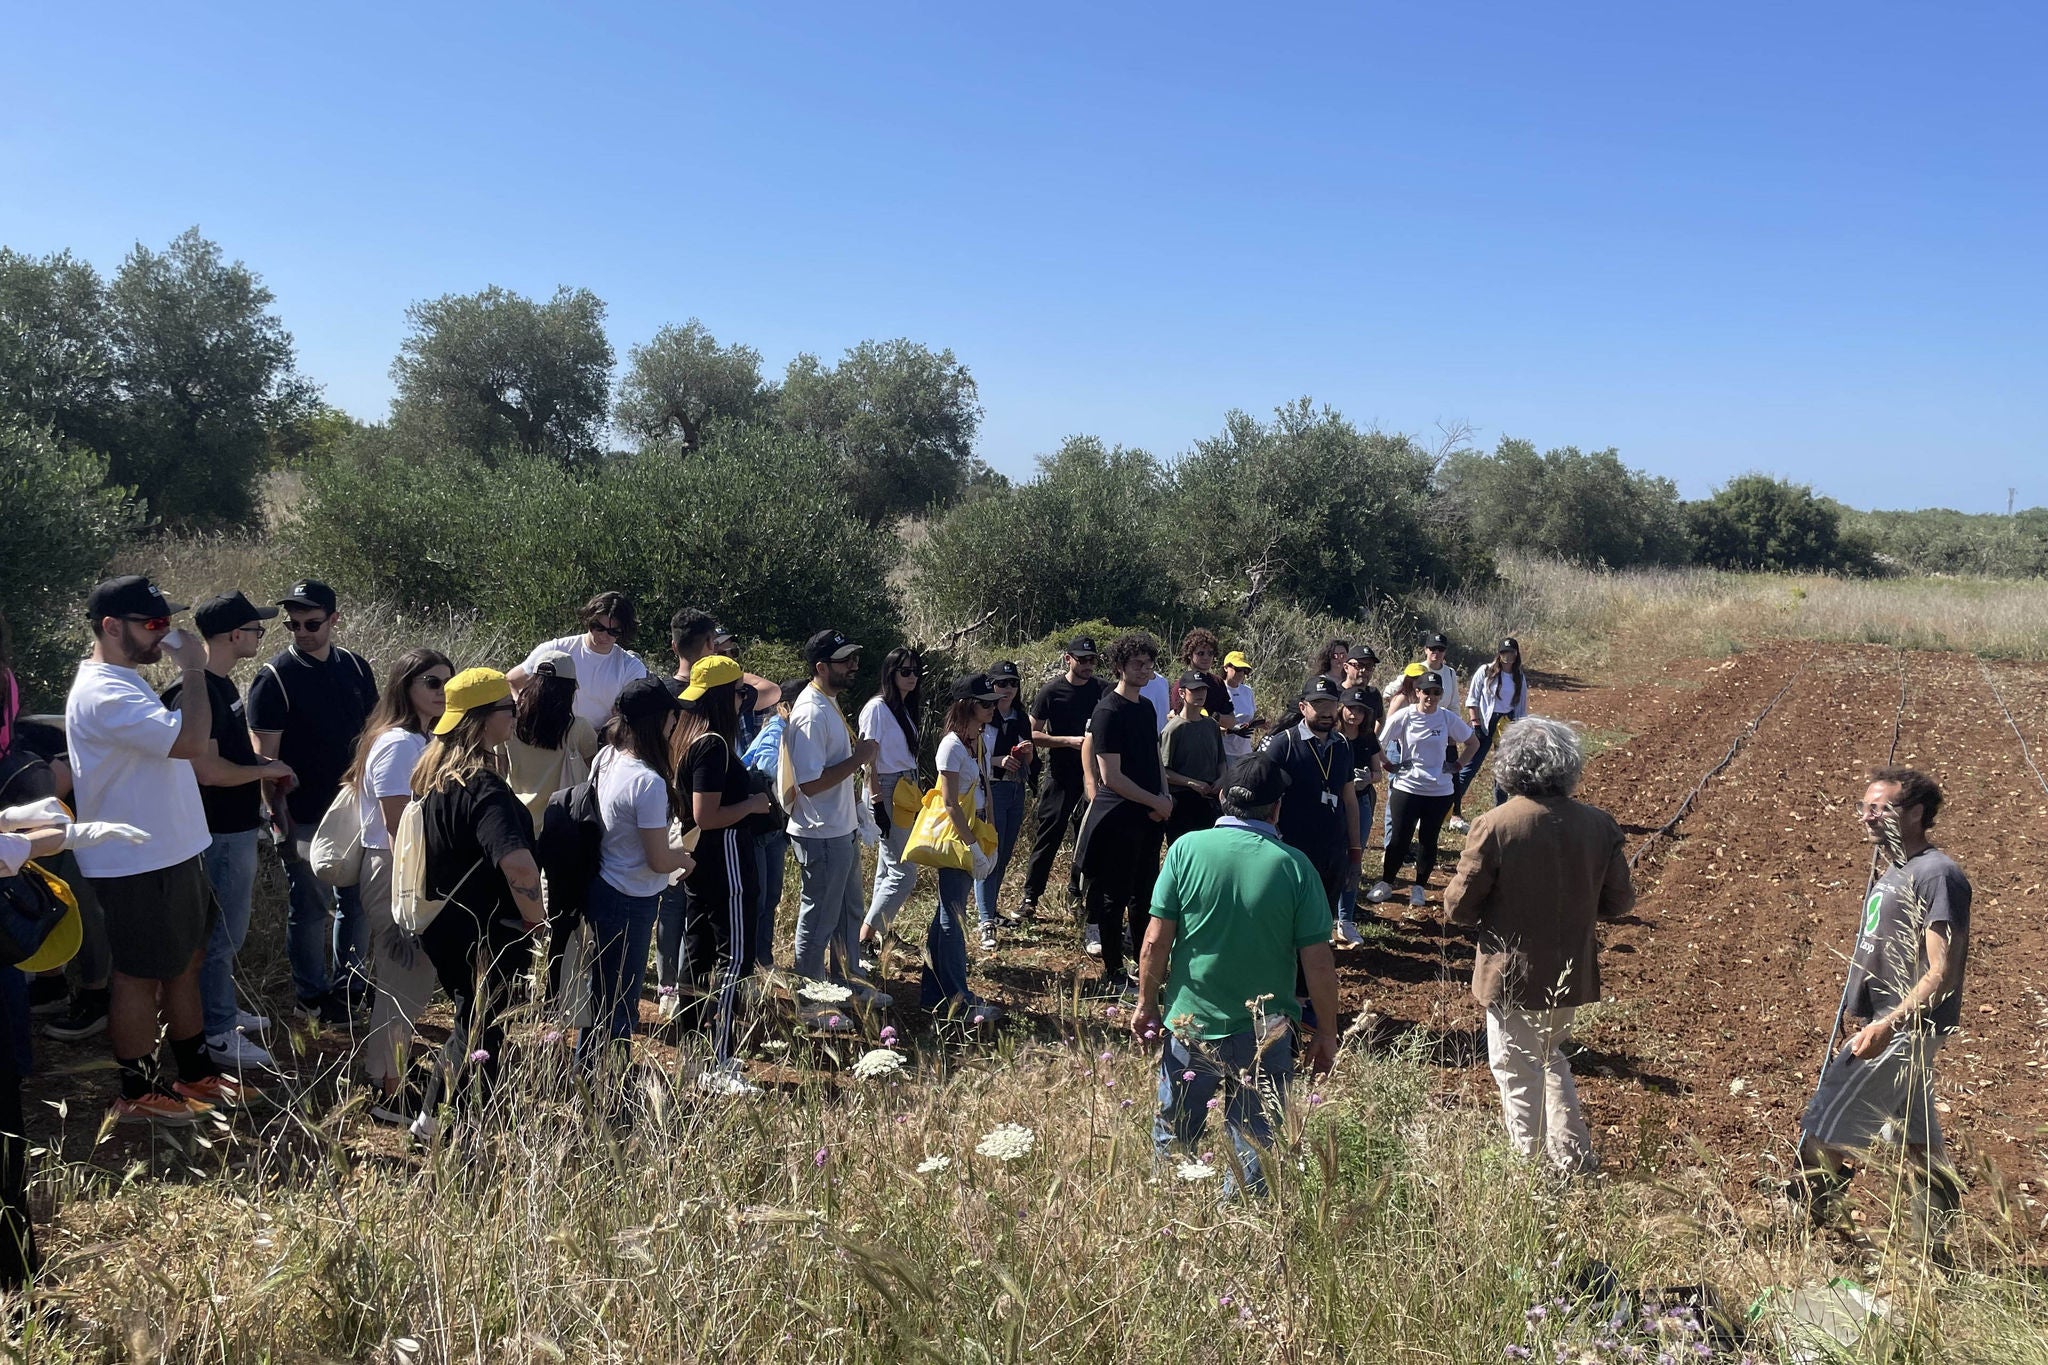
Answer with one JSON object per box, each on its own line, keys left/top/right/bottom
{"left": 1444, "top": 715, "right": 1634, "bottom": 1176}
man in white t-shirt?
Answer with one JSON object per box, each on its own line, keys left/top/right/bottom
{"left": 507, "top": 589, "right": 650, "bottom": 732}
{"left": 66, "top": 575, "right": 258, "bottom": 1125}
{"left": 783, "top": 629, "right": 883, "bottom": 1010}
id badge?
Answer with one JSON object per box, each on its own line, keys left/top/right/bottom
{"left": 1321, "top": 789, "right": 1339, "bottom": 810}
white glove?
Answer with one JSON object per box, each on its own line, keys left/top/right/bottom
{"left": 970, "top": 845, "right": 996, "bottom": 882}
{"left": 64, "top": 821, "right": 151, "bottom": 851}
{"left": 0, "top": 797, "right": 71, "bottom": 831}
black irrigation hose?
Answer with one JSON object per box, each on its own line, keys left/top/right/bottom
{"left": 1977, "top": 656, "right": 2048, "bottom": 803}
{"left": 1823, "top": 648, "right": 1909, "bottom": 1065}
{"left": 1623, "top": 658, "right": 1810, "bottom": 872}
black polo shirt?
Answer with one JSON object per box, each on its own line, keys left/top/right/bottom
{"left": 1030, "top": 675, "right": 1106, "bottom": 789}
{"left": 246, "top": 645, "right": 379, "bottom": 826}
{"left": 1261, "top": 720, "right": 1354, "bottom": 869}
{"left": 162, "top": 670, "right": 265, "bottom": 834}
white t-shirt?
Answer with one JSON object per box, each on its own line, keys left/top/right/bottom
{"left": 936, "top": 731, "right": 987, "bottom": 816}
{"left": 858, "top": 695, "right": 920, "bottom": 775}
{"left": 358, "top": 727, "right": 429, "bottom": 851}
{"left": 1466, "top": 665, "right": 1530, "bottom": 726}
{"left": 520, "top": 634, "right": 650, "bottom": 733}
{"left": 64, "top": 661, "right": 211, "bottom": 876}
{"left": 1223, "top": 682, "right": 1257, "bottom": 758}
{"left": 1139, "top": 675, "right": 1172, "bottom": 735}
{"left": 1378, "top": 706, "right": 1476, "bottom": 798}
{"left": 785, "top": 685, "right": 857, "bottom": 838}
{"left": 596, "top": 750, "right": 672, "bottom": 898}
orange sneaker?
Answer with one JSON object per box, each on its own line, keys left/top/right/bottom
{"left": 174, "top": 1074, "right": 263, "bottom": 1108}
{"left": 112, "top": 1090, "right": 208, "bottom": 1125}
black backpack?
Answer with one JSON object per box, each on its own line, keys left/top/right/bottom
{"left": 535, "top": 755, "right": 606, "bottom": 927}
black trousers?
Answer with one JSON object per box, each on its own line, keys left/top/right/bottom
{"left": 680, "top": 827, "right": 759, "bottom": 1064}
{"left": 1023, "top": 773, "right": 1088, "bottom": 905}
{"left": 1383, "top": 789, "right": 1455, "bottom": 886}
{"left": 0, "top": 1043, "right": 36, "bottom": 1290}
{"left": 417, "top": 902, "right": 530, "bottom": 1118}
{"left": 1081, "top": 804, "right": 1163, "bottom": 981}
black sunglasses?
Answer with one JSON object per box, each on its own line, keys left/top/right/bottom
{"left": 590, "top": 622, "right": 623, "bottom": 637}
{"left": 284, "top": 617, "right": 330, "bottom": 632}
{"left": 420, "top": 675, "right": 449, "bottom": 691}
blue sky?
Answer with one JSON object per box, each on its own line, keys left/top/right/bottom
{"left": 4, "top": 2, "right": 2041, "bottom": 511}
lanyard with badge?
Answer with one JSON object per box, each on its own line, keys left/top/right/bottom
{"left": 1304, "top": 729, "right": 1339, "bottom": 810}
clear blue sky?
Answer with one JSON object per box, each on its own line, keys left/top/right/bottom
{"left": 4, "top": 2, "right": 2042, "bottom": 512}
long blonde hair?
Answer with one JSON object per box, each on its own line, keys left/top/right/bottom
{"left": 410, "top": 708, "right": 505, "bottom": 798}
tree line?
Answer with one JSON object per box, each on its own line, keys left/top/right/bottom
{"left": 5, "top": 228, "right": 2043, "bottom": 704}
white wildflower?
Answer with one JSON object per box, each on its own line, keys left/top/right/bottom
{"left": 975, "top": 1123, "right": 1036, "bottom": 1162}
{"left": 1729, "top": 1077, "right": 1747, "bottom": 1096}
{"left": 915, "top": 1155, "right": 953, "bottom": 1175}
{"left": 851, "top": 1048, "right": 905, "bottom": 1080}
{"left": 798, "top": 981, "right": 854, "bottom": 1004}
{"left": 1176, "top": 1160, "right": 1217, "bottom": 1182}
{"left": 762, "top": 1039, "right": 789, "bottom": 1051}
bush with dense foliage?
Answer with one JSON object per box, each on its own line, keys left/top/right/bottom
{"left": 1687, "top": 473, "right": 1874, "bottom": 574}
{"left": 0, "top": 424, "right": 143, "bottom": 705}
{"left": 1441, "top": 437, "right": 1689, "bottom": 568}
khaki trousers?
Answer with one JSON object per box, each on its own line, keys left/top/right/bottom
{"left": 1485, "top": 1004, "right": 1596, "bottom": 1175}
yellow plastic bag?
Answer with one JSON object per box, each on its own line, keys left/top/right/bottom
{"left": 901, "top": 785, "right": 997, "bottom": 871}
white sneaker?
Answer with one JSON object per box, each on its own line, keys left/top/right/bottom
{"left": 408, "top": 1111, "right": 441, "bottom": 1143}
{"left": 205, "top": 1031, "right": 276, "bottom": 1071}
{"left": 979, "top": 926, "right": 998, "bottom": 952}
{"left": 1409, "top": 884, "right": 1427, "bottom": 908}
{"left": 655, "top": 987, "right": 682, "bottom": 1025}
{"left": 1333, "top": 919, "right": 1363, "bottom": 948}
{"left": 697, "top": 1063, "right": 763, "bottom": 1098}
{"left": 1365, "top": 881, "right": 1394, "bottom": 904}
{"left": 1447, "top": 815, "right": 1469, "bottom": 833}
{"left": 1084, "top": 925, "right": 1102, "bottom": 956}
{"left": 235, "top": 1010, "right": 272, "bottom": 1038}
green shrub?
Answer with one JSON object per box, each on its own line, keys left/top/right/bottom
{"left": 0, "top": 424, "right": 143, "bottom": 706}
{"left": 1686, "top": 474, "right": 1875, "bottom": 574}
{"left": 1439, "top": 438, "right": 1689, "bottom": 568}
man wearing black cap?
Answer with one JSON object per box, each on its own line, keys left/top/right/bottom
{"left": 246, "top": 579, "right": 380, "bottom": 1025}
{"left": 162, "top": 593, "right": 296, "bottom": 1070}
{"left": 1259, "top": 676, "right": 1363, "bottom": 914}
{"left": 1022, "top": 637, "right": 1106, "bottom": 919}
{"left": 67, "top": 576, "right": 251, "bottom": 1122}
{"left": 1131, "top": 752, "right": 1340, "bottom": 1197}
{"left": 784, "top": 629, "right": 883, "bottom": 1005}
{"left": 1160, "top": 672, "right": 1225, "bottom": 841}
{"left": 1339, "top": 646, "right": 1385, "bottom": 731}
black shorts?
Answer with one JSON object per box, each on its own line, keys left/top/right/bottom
{"left": 88, "top": 857, "right": 217, "bottom": 980}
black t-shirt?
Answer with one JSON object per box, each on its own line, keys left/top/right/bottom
{"left": 1031, "top": 676, "right": 1106, "bottom": 788}
{"left": 1343, "top": 726, "right": 1382, "bottom": 788}
{"left": 1086, "top": 690, "right": 1163, "bottom": 810}
{"left": 679, "top": 734, "right": 751, "bottom": 824}
{"left": 421, "top": 771, "right": 533, "bottom": 927}
{"left": 1262, "top": 723, "right": 1355, "bottom": 865}
{"left": 162, "top": 670, "right": 265, "bottom": 834}
{"left": 986, "top": 703, "right": 1034, "bottom": 781}
{"left": 246, "top": 645, "right": 379, "bottom": 825}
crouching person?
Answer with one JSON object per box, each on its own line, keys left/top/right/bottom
{"left": 1130, "top": 753, "right": 1338, "bottom": 1197}
{"left": 1445, "top": 717, "right": 1633, "bottom": 1177}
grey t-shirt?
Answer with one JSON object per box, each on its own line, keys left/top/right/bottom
{"left": 1844, "top": 847, "right": 1971, "bottom": 1032}
{"left": 1160, "top": 713, "right": 1226, "bottom": 787}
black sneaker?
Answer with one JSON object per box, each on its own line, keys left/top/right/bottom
{"left": 295, "top": 992, "right": 360, "bottom": 1031}
{"left": 43, "top": 990, "right": 109, "bottom": 1041}
{"left": 26, "top": 975, "right": 70, "bottom": 1016}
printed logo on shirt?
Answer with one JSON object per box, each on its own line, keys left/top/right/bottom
{"left": 1862, "top": 887, "right": 1883, "bottom": 936}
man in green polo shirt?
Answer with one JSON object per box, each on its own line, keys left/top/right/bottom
{"left": 1131, "top": 753, "right": 1340, "bottom": 1196}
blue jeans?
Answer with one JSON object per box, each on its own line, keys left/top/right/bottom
{"left": 920, "top": 866, "right": 974, "bottom": 1008}
{"left": 655, "top": 882, "right": 687, "bottom": 989}
{"left": 1454, "top": 716, "right": 1508, "bottom": 813}
{"left": 579, "top": 875, "right": 660, "bottom": 1064}
{"left": 199, "top": 829, "right": 261, "bottom": 1037}
{"left": 1336, "top": 786, "right": 1375, "bottom": 923}
{"left": 974, "top": 780, "right": 1026, "bottom": 927}
{"left": 863, "top": 770, "right": 919, "bottom": 936}
{"left": 1155, "top": 1026, "right": 1297, "bottom": 1198}
{"left": 792, "top": 831, "right": 863, "bottom": 982}
{"left": 751, "top": 828, "right": 788, "bottom": 969}
{"left": 283, "top": 848, "right": 366, "bottom": 1005}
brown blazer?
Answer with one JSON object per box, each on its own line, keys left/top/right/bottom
{"left": 1445, "top": 794, "right": 1635, "bottom": 1010}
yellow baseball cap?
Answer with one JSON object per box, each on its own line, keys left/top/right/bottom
{"left": 680, "top": 654, "right": 743, "bottom": 702}
{"left": 434, "top": 667, "right": 512, "bottom": 734}
{"left": 1222, "top": 650, "right": 1252, "bottom": 670}
{"left": 1403, "top": 662, "right": 1427, "bottom": 678}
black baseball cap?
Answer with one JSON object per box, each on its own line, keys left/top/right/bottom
{"left": 1499, "top": 636, "right": 1520, "bottom": 652}
{"left": 1063, "top": 636, "right": 1098, "bottom": 658}
{"left": 951, "top": 672, "right": 1000, "bottom": 702}
{"left": 988, "top": 660, "right": 1021, "bottom": 685}
{"left": 1346, "top": 644, "right": 1378, "bottom": 664}
{"left": 1221, "top": 753, "right": 1291, "bottom": 809}
{"left": 803, "top": 629, "right": 861, "bottom": 666}
{"left": 616, "top": 676, "right": 682, "bottom": 722}
{"left": 278, "top": 579, "right": 339, "bottom": 613}
{"left": 1418, "top": 673, "right": 1446, "bottom": 693}
{"left": 1178, "top": 670, "right": 1210, "bottom": 690}
{"left": 1301, "top": 674, "right": 1344, "bottom": 703}
{"left": 1421, "top": 632, "right": 1449, "bottom": 650}
{"left": 194, "top": 591, "right": 279, "bottom": 638}
{"left": 1339, "top": 686, "right": 1376, "bottom": 708}
{"left": 86, "top": 574, "right": 186, "bottom": 622}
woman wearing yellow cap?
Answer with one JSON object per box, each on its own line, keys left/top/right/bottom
{"left": 405, "top": 668, "right": 546, "bottom": 1140}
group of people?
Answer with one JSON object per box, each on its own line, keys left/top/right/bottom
{"left": 0, "top": 576, "right": 1975, "bottom": 1260}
